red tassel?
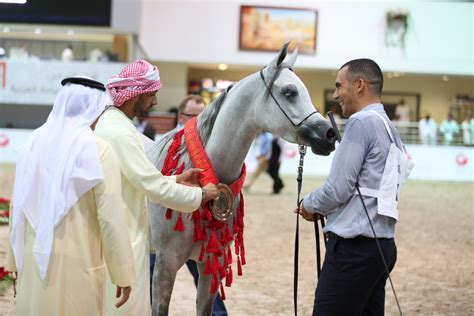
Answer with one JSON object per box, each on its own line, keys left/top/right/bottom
{"left": 239, "top": 192, "right": 245, "bottom": 216}
{"left": 220, "top": 228, "right": 226, "bottom": 245}
{"left": 233, "top": 217, "right": 239, "bottom": 234}
{"left": 193, "top": 223, "right": 201, "bottom": 242}
{"left": 241, "top": 246, "right": 246, "bottom": 265}
{"left": 165, "top": 208, "right": 172, "bottom": 219}
{"left": 203, "top": 256, "right": 212, "bottom": 275}
{"left": 210, "top": 274, "right": 218, "bottom": 294}
{"left": 199, "top": 242, "right": 205, "bottom": 261}
{"left": 235, "top": 239, "right": 240, "bottom": 255}
{"left": 238, "top": 212, "right": 244, "bottom": 228}
{"left": 192, "top": 210, "right": 200, "bottom": 222}
{"left": 220, "top": 283, "right": 226, "bottom": 300}
{"left": 176, "top": 162, "right": 185, "bottom": 175}
{"left": 237, "top": 256, "right": 242, "bottom": 276}
{"left": 225, "top": 224, "right": 233, "bottom": 242}
{"left": 174, "top": 213, "right": 185, "bottom": 232}
{"left": 227, "top": 246, "right": 233, "bottom": 265}
{"left": 211, "top": 254, "right": 219, "bottom": 275}
{"left": 219, "top": 264, "right": 225, "bottom": 279}
{"left": 206, "top": 209, "right": 213, "bottom": 221}
{"left": 201, "top": 227, "right": 207, "bottom": 242}
{"left": 206, "top": 230, "right": 220, "bottom": 254}
{"left": 225, "top": 266, "right": 233, "bottom": 287}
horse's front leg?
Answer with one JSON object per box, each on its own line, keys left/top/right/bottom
{"left": 151, "top": 250, "right": 186, "bottom": 316}
{"left": 196, "top": 262, "right": 219, "bottom": 316}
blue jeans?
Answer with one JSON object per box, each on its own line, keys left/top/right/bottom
{"left": 150, "top": 254, "right": 228, "bottom": 316}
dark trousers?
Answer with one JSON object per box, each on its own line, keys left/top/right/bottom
{"left": 313, "top": 235, "right": 397, "bottom": 316}
{"left": 266, "top": 138, "right": 284, "bottom": 194}
{"left": 150, "top": 255, "right": 228, "bottom": 316}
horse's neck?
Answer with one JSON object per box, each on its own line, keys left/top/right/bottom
{"left": 205, "top": 82, "right": 259, "bottom": 184}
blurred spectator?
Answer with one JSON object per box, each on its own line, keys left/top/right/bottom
{"left": 461, "top": 115, "right": 473, "bottom": 146}
{"left": 88, "top": 48, "right": 104, "bottom": 62}
{"left": 10, "top": 46, "right": 29, "bottom": 60}
{"left": 5, "top": 122, "right": 14, "bottom": 128}
{"left": 167, "top": 106, "right": 179, "bottom": 128}
{"left": 61, "top": 45, "right": 74, "bottom": 62}
{"left": 418, "top": 114, "right": 437, "bottom": 145}
{"left": 395, "top": 99, "right": 411, "bottom": 123}
{"left": 439, "top": 113, "right": 459, "bottom": 145}
{"left": 244, "top": 131, "right": 273, "bottom": 192}
{"left": 267, "top": 136, "right": 284, "bottom": 194}
{"left": 134, "top": 112, "right": 156, "bottom": 140}
{"left": 105, "top": 50, "right": 119, "bottom": 62}
{"left": 177, "top": 95, "right": 206, "bottom": 128}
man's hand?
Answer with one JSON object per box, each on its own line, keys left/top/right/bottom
{"left": 115, "top": 285, "right": 132, "bottom": 309}
{"left": 201, "top": 183, "right": 220, "bottom": 204}
{"left": 294, "top": 203, "right": 322, "bottom": 222}
{"left": 176, "top": 168, "right": 203, "bottom": 186}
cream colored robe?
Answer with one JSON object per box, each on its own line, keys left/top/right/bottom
{"left": 7, "top": 136, "right": 136, "bottom": 316}
{"left": 95, "top": 107, "right": 202, "bottom": 315}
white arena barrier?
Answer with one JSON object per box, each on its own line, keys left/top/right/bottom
{"left": 1, "top": 129, "right": 473, "bottom": 182}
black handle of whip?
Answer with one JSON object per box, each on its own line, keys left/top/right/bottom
{"left": 327, "top": 111, "right": 342, "bottom": 142}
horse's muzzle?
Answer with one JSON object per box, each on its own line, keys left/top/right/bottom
{"left": 299, "top": 121, "right": 336, "bottom": 156}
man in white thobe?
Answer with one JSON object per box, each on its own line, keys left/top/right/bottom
{"left": 8, "top": 76, "right": 135, "bottom": 315}
{"left": 95, "top": 60, "right": 219, "bottom": 315}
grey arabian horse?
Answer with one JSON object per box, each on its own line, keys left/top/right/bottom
{"left": 146, "top": 43, "right": 336, "bottom": 315}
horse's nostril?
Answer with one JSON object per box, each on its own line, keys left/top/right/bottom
{"left": 326, "top": 128, "right": 335, "bottom": 139}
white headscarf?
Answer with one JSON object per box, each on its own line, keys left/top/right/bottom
{"left": 10, "top": 80, "right": 108, "bottom": 279}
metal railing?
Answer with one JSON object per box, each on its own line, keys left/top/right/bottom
{"left": 334, "top": 119, "right": 471, "bottom": 147}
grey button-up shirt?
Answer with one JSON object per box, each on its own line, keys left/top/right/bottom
{"left": 303, "top": 103, "right": 403, "bottom": 238}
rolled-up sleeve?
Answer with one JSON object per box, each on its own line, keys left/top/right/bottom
{"left": 110, "top": 132, "right": 202, "bottom": 212}
{"left": 303, "top": 119, "right": 367, "bottom": 214}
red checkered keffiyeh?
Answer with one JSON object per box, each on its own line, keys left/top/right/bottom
{"left": 106, "top": 60, "right": 162, "bottom": 107}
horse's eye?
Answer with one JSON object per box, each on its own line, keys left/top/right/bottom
{"left": 281, "top": 84, "right": 298, "bottom": 98}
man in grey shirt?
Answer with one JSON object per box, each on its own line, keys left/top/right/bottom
{"left": 298, "top": 59, "right": 399, "bottom": 316}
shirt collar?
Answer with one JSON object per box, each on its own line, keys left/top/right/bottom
{"left": 360, "top": 103, "right": 384, "bottom": 113}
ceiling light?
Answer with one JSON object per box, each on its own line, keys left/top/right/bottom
{"left": 0, "top": 0, "right": 27, "bottom": 3}
{"left": 218, "top": 64, "right": 228, "bottom": 71}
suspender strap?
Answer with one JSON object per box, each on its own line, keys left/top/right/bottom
{"left": 369, "top": 110, "right": 395, "bottom": 143}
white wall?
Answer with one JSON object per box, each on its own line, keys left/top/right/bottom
{"left": 140, "top": 1, "right": 473, "bottom": 76}
{"left": 111, "top": 0, "right": 142, "bottom": 34}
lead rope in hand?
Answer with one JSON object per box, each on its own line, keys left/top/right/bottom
{"left": 294, "top": 144, "right": 306, "bottom": 316}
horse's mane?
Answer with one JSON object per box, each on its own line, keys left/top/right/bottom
{"left": 196, "top": 87, "right": 230, "bottom": 146}
{"left": 145, "top": 86, "right": 231, "bottom": 171}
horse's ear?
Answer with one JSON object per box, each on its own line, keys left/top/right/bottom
{"left": 286, "top": 46, "right": 298, "bottom": 68}
{"left": 268, "top": 42, "right": 290, "bottom": 70}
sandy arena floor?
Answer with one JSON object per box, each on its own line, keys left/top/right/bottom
{"left": 0, "top": 169, "right": 473, "bottom": 315}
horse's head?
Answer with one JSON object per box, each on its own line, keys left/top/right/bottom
{"left": 255, "top": 43, "right": 336, "bottom": 156}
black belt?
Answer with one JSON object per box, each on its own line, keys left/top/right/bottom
{"left": 324, "top": 231, "right": 340, "bottom": 240}
{"left": 325, "top": 232, "right": 393, "bottom": 241}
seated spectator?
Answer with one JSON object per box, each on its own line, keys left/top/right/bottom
{"left": 439, "top": 114, "right": 459, "bottom": 145}
{"left": 418, "top": 114, "right": 437, "bottom": 145}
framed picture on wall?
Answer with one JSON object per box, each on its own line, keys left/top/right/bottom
{"left": 239, "top": 5, "right": 318, "bottom": 55}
